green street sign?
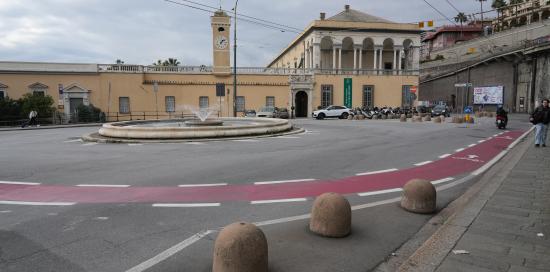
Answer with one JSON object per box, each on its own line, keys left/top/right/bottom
{"left": 344, "top": 78, "right": 352, "bottom": 108}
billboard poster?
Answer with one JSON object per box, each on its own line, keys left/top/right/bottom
{"left": 344, "top": 78, "right": 352, "bottom": 108}
{"left": 473, "top": 86, "right": 503, "bottom": 104}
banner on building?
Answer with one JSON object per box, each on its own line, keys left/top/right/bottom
{"left": 344, "top": 78, "right": 352, "bottom": 108}
{"left": 473, "top": 86, "right": 504, "bottom": 105}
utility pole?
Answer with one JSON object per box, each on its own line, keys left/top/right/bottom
{"left": 233, "top": 0, "right": 239, "bottom": 117}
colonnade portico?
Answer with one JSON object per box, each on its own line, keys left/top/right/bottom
{"left": 304, "top": 36, "right": 419, "bottom": 73}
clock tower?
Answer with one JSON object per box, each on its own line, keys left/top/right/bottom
{"left": 211, "top": 10, "right": 231, "bottom": 76}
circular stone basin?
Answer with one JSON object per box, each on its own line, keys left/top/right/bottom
{"left": 98, "top": 117, "right": 293, "bottom": 139}
{"left": 184, "top": 119, "right": 224, "bottom": 127}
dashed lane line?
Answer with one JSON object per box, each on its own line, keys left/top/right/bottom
{"left": 128, "top": 144, "right": 143, "bottom": 146}
{"left": 184, "top": 142, "right": 205, "bottom": 145}
{"left": 254, "top": 179, "right": 316, "bottom": 185}
{"left": 251, "top": 198, "right": 308, "bottom": 205}
{"left": 356, "top": 168, "right": 398, "bottom": 176}
{"left": 468, "top": 144, "right": 476, "bottom": 147}
{"left": 414, "top": 161, "right": 433, "bottom": 166}
{"left": 178, "top": 183, "right": 227, "bottom": 187}
{"left": 0, "top": 201, "right": 75, "bottom": 206}
{"left": 152, "top": 203, "right": 221, "bottom": 208}
{"left": 275, "top": 136, "right": 301, "bottom": 139}
{"left": 232, "top": 139, "right": 260, "bottom": 142}
{"left": 82, "top": 143, "right": 98, "bottom": 146}
{"left": 455, "top": 148, "right": 465, "bottom": 152}
{"left": 439, "top": 154, "right": 452, "bottom": 159}
{"left": 478, "top": 140, "right": 486, "bottom": 143}
{"left": 77, "top": 184, "right": 131, "bottom": 188}
{"left": 63, "top": 139, "right": 82, "bottom": 143}
{"left": 358, "top": 188, "right": 402, "bottom": 197}
{"left": 0, "top": 181, "right": 41, "bottom": 185}
{"left": 431, "top": 177, "right": 455, "bottom": 185}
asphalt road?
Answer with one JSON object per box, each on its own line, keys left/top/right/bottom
{"left": 0, "top": 115, "right": 531, "bottom": 272}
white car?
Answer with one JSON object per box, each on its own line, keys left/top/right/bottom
{"left": 312, "top": 105, "right": 352, "bottom": 120}
{"left": 257, "top": 106, "right": 276, "bottom": 118}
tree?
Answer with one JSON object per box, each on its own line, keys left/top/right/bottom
{"left": 508, "top": 0, "right": 524, "bottom": 26}
{"left": 152, "top": 58, "right": 181, "bottom": 66}
{"left": 476, "top": 0, "right": 488, "bottom": 29}
{"left": 20, "top": 93, "right": 55, "bottom": 118}
{"left": 454, "top": 12, "right": 469, "bottom": 39}
{"left": 115, "top": 59, "right": 125, "bottom": 64}
{"left": 492, "top": 0, "right": 507, "bottom": 31}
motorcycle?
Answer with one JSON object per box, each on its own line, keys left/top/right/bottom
{"left": 496, "top": 115, "right": 507, "bottom": 129}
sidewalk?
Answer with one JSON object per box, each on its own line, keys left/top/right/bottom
{"left": 396, "top": 134, "right": 550, "bottom": 272}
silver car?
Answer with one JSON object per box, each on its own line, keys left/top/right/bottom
{"left": 257, "top": 106, "right": 276, "bottom": 118}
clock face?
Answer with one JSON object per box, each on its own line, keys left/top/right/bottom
{"left": 215, "top": 35, "right": 228, "bottom": 50}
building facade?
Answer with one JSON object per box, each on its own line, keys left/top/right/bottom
{"left": 492, "top": 0, "right": 550, "bottom": 31}
{"left": 0, "top": 5, "right": 420, "bottom": 122}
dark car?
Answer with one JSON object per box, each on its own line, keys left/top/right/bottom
{"left": 431, "top": 105, "right": 451, "bottom": 117}
{"left": 274, "top": 108, "right": 289, "bottom": 119}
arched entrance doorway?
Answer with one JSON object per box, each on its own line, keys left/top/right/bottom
{"left": 295, "top": 91, "right": 308, "bottom": 117}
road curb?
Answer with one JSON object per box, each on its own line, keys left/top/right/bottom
{"left": 373, "top": 127, "right": 534, "bottom": 272}
{"left": 0, "top": 123, "right": 103, "bottom": 132}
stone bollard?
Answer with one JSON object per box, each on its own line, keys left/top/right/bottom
{"left": 412, "top": 116, "right": 423, "bottom": 122}
{"left": 406, "top": 114, "right": 412, "bottom": 118}
{"left": 357, "top": 114, "right": 365, "bottom": 120}
{"left": 348, "top": 115, "right": 354, "bottom": 120}
{"left": 433, "top": 116, "right": 441, "bottom": 123}
{"left": 309, "top": 192, "right": 351, "bottom": 238}
{"left": 424, "top": 116, "right": 431, "bottom": 122}
{"left": 213, "top": 222, "right": 268, "bottom": 272}
{"left": 400, "top": 179, "right": 436, "bottom": 214}
{"left": 400, "top": 114, "right": 407, "bottom": 122}
{"left": 440, "top": 116, "right": 445, "bottom": 123}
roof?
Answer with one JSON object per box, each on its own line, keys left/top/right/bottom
{"left": 327, "top": 8, "right": 395, "bottom": 24}
{"left": 422, "top": 25, "right": 482, "bottom": 41}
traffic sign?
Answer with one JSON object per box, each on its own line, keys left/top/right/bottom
{"left": 410, "top": 86, "right": 417, "bottom": 93}
{"left": 464, "top": 106, "right": 473, "bottom": 113}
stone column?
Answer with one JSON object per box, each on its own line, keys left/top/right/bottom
{"left": 393, "top": 49, "right": 397, "bottom": 75}
{"left": 338, "top": 47, "right": 342, "bottom": 70}
{"left": 313, "top": 43, "right": 321, "bottom": 69}
{"left": 305, "top": 49, "right": 309, "bottom": 69}
{"left": 359, "top": 47, "right": 363, "bottom": 70}
{"left": 332, "top": 47, "right": 337, "bottom": 70}
{"left": 353, "top": 48, "right": 357, "bottom": 70}
{"left": 378, "top": 48, "right": 383, "bottom": 73}
{"left": 412, "top": 46, "right": 420, "bottom": 71}
{"left": 373, "top": 48, "right": 378, "bottom": 71}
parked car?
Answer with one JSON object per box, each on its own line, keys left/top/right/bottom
{"left": 274, "top": 108, "right": 289, "bottom": 119}
{"left": 243, "top": 109, "right": 256, "bottom": 117}
{"left": 312, "top": 105, "right": 352, "bottom": 120}
{"left": 431, "top": 105, "right": 451, "bottom": 117}
{"left": 257, "top": 106, "right": 276, "bottom": 118}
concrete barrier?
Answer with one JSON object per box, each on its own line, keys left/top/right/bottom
{"left": 213, "top": 222, "right": 268, "bottom": 272}
{"left": 400, "top": 179, "right": 436, "bottom": 214}
{"left": 309, "top": 192, "right": 351, "bottom": 237}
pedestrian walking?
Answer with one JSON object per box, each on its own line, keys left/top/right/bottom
{"left": 22, "top": 110, "right": 38, "bottom": 128}
{"left": 530, "top": 99, "right": 550, "bottom": 147}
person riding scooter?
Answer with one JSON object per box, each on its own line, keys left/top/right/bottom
{"left": 496, "top": 106, "right": 508, "bottom": 129}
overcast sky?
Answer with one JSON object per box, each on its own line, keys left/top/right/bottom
{"left": 0, "top": 0, "right": 494, "bottom": 67}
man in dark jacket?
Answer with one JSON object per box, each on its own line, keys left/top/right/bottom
{"left": 530, "top": 99, "right": 550, "bottom": 147}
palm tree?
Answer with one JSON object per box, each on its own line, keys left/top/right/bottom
{"left": 454, "top": 12, "right": 469, "bottom": 40}
{"left": 152, "top": 59, "right": 163, "bottom": 66}
{"left": 162, "top": 58, "right": 181, "bottom": 66}
{"left": 476, "top": 0, "right": 488, "bottom": 30}
{"left": 115, "top": 59, "right": 124, "bottom": 64}
{"left": 492, "top": 0, "right": 507, "bottom": 31}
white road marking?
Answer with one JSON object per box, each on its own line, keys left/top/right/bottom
{"left": 468, "top": 144, "right": 476, "bottom": 147}
{"left": 0, "top": 181, "right": 40, "bottom": 185}
{"left": 493, "top": 134, "right": 499, "bottom": 137}
{"left": 254, "top": 179, "right": 315, "bottom": 185}
{"left": 232, "top": 139, "right": 260, "bottom": 142}
{"left": 0, "top": 210, "right": 12, "bottom": 213}
{"left": 251, "top": 198, "right": 307, "bottom": 204}
{"left": 455, "top": 148, "right": 465, "bottom": 152}
{"left": 487, "top": 137, "right": 493, "bottom": 140}
{"left": 128, "top": 144, "right": 143, "bottom": 146}
{"left": 275, "top": 136, "right": 301, "bottom": 139}
{"left": 439, "top": 154, "right": 452, "bottom": 158}
{"left": 478, "top": 140, "right": 486, "bottom": 143}
{"left": 0, "top": 201, "right": 75, "bottom": 206}
{"left": 178, "top": 183, "right": 227, "bottom": 187}
{"left": 64, "top": 139, "right": 82, "bottom": 143}
{"left": 152, "top": 203, "right": 220, "bottom": 207}
{"left": 414, "top": 161, "right": 433, "bottom": 166}
{"left": 82, "top": 143, "right": 98, "bottom": 146}
{"left": 355, "top": 168, "right": 399, "bottom": 176}
{"left": 431, "top": 177, "right": 455, "bottom": 185}
{"left": 184, "top": 142, "right": 204, "bottom": 145}
{"left": 358, "top": 188, "right": 402, "bottom": 196}
{"left": 124, "top": 230, "right": 213, "bottom": 272}
{"left": 77, "top": 184, "right": 130, "bottom": 188}
{"left": 94, "top": 217, "right": 109, "bottom": 220}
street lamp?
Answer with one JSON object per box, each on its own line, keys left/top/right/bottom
{"left": 232, "top": 0, "right": 239, "bottom": 117}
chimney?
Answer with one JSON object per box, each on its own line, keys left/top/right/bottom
{"left": 320, "top": 12, "right": 326, "bottom": 20}
{"left": 345, "top": 5, "right": 350, "bottom": 11}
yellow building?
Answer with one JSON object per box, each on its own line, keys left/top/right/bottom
{"left": 0, "top": 5, "right": 420, "bottom": 121}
